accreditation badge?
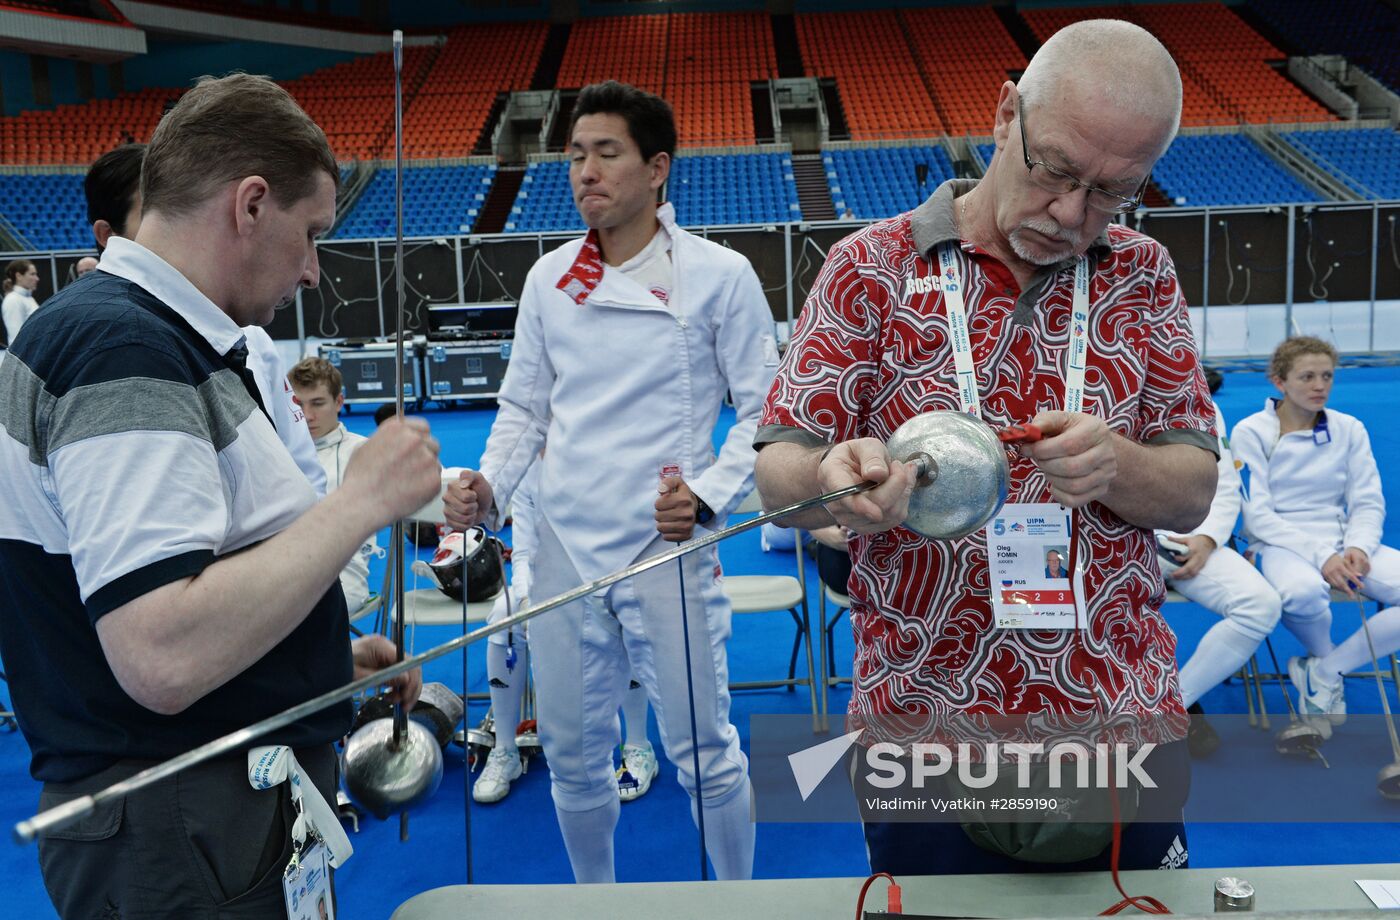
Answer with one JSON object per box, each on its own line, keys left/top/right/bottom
{"left": 984, "top": 502, "right": 1085, "bottom": 630}
{"left": 283, "top": 836, "right": 333, "bottom": 920}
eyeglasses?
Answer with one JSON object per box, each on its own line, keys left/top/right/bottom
{"left": 1018, "top": 100, "right": 1148, "bottom": 214}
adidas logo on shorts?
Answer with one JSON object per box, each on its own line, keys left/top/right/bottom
{"left": 1159, "top": 835, "right": 1188, "bottom": 869}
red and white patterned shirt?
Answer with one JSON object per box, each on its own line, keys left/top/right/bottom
{"left": 757, "top": 180, "right": 1216, "bottom": 740}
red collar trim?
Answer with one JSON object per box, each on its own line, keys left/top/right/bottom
{"left": 556, "top": 229, "right": 604, "bottom": 305}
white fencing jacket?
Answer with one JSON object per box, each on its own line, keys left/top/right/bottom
{"left": 1233, "top": 398, "right": 1385, "bottom": 568}
{"left": 479, "top": 203, "right": 779, "bottom": 582}
{"left": 244, "top": 325, "right": 326, "bottom": 497}
{"left": 314, "top": 422, "right": 376, "bottom": 610}
{"left": 1155, "top": 401, "right": 1239, "bottom": 549}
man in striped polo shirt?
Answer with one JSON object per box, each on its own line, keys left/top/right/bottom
{"left": 0, "top": 74, "right": 440, "bottom": 917}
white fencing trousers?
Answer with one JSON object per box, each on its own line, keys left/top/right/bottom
{"left": 1258, "top": 544, "right": 1400, "bottom": 659}
{"left": 1162, "top": 545, "right": 1282, "bottom": 708}
{"left": 528, "top": 515, "right": 751, "bottom": 863}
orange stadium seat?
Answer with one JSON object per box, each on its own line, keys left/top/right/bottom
{"left": 552, "top": 11, "right": 773, "bottom": 147}
{"left": 0, "top": 22, "right": 548, "bottom": 165}
{"left": 796, "top": 10, "right": 943, "bottom": 140}
{"left": 903, "top": 6, "right": 1027, "bottom": 137}
{"left": 1020, "top": 2, "right": 1335, "bottom": 128}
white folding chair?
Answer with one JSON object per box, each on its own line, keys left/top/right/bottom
{"left": 724, "top": 490, "right": 821, "bottom": 727}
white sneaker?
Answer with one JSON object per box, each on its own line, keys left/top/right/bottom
{"left": 1289, "top": 656, "right": 1346, "bottom": 736}
{"left": 616, "top": 743, "right": 659, "bottom": 802}
{"left": 473, "top": 747, "right": 523, "bottom": 803}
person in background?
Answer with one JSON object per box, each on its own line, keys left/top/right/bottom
{"left": 289, "top": 356, "right": 378, "bottom": 613}
{"left": 1234, "top": 335, "right": 1400, "bottom": 739}
{"left": 2, "top": 259, "right": 40, "bottom": 350}
{"left": 1156, "top": 368, "right": 1281, "bottom": 757}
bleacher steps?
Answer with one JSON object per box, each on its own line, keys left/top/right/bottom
{"left": 994, "top": 5, "right": 1042, "bottom": 68}
{"left": 473, "top": 166, "right": 525, "bottom": 235}
{"left": 473, "top": 93, "right": 509, "bottom": 157}
{"left": 1141, "top": 179, "right": 1173, "bottom": 209}
{"left": 817, "top": 78, "right": 849, "bottom": 142}
{"left": 530, "top": 23, "right": 570, "bottom": 91}
{"left": 1244, "top": 126, "right": 1362, "bottom": 201}
{"left": 770, "top": 14, "right": 804, "bottom": 80}
{"left": 940, "top": 136, "right": 980, "bottom": 179}
{"left": 752, "top": 82, "right": 778, "bottom": 145}
{"left": 331, "top": 161, "right": 375, "bottom": 237}
{"left": 792, "top": 154, "right": 836, "bottom": 221}
{"left": 1288, "top": 56, "right": 1359, "bottom": 120}
{"left": 545, "top": 91, "right": 577, "bottom": 152}
{"left": 0, "top": 213, "right": 28, "bottom": 252}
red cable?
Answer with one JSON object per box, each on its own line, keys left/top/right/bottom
{"left": 1062, "top": 509, "right": 1170, "bottom": 915}
{"left": 855, "top": 872, "right": 902, "bottom": 919}
{"left": 1097, "top": 715, "right": 1171, "bottom": 915}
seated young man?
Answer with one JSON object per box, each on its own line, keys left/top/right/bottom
{"left": 289, "top": 357, "right": 378, "bottom": 612}
{"left": 1234, "top": 335, "right": 1400, "bottom": 737}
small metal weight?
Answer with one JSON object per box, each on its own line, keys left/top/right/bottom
{"left": 1214, "top": 876, "right": 1255, "bottom": 912}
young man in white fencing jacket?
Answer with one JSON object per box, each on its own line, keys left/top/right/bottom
{"left": 446, "top": 81, "right": 778, "bottom": 882}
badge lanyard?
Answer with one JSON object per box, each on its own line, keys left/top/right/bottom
{"left": 249, "top": 746, "right": 352, "bottom": 919}
{"left": 938, "top": 242, "right": 1091, "bottom": 629}
{"left": 936, "top": 242, "right": 1090, "bottom": 416}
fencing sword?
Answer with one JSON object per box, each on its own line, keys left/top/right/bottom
{"left": 661, "top": 466, "right": 709, "bottom": 880}
{"left": 340, "top": 28, "right": 446, "bottom": 847}
{"left": 1262, "top": 637, "right": 1328, "bottom": 765}
{"left": 390, "top": 25, "right": 411, "bottom": 840}
{"left": 16, "top": 411, "right": 1040, "bottom": 843}
{"left": 1351, "top": 594, "right": 1400, "bottom": 798}
{"left": 677, "top": 552, "right": 708, "bottom": 879}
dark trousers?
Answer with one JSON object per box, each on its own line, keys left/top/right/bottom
{"left": 860, "top": 740, "right": 1191, "bottom": 876}
{"left": 37, "top": 744, "right": 337, "bottom": 920}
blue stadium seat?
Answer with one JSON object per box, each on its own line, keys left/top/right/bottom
{"left": 824, "top": 144, "right": 955, "bottom": 220}
{"left": 1283, "top": 128, "right": 1400, "bottom": 200}
{"left": 1248, "top": 0, "right": 1400, "bottom": 96}
{"left": 0, "top": 173, "right": 92, "bottom": 251}
{"left": 1151, "top": 133, "right": 1322, "bottom": 206}
{"left": 504, "top": 153, "right": 801, "bottom": 233}
{"left": 505, "top": 161, "right": 584, "bottom": 234}
{"left": 331, "top": 164, "right": 497, "bottom": 239}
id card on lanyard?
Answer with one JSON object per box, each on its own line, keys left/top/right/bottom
{"left": 248, "top": 746, "right": 350, "bottom": 920}
{"left": 937, "top": 241, "right": 1091, "bottom": 629}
